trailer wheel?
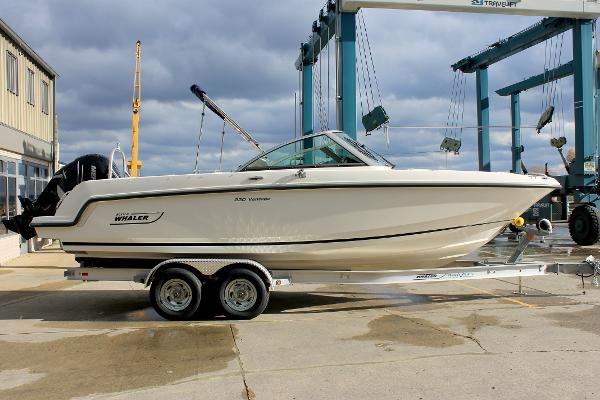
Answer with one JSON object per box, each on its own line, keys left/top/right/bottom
{"left": 218, "top": 268, "right": 269, "bottom": 319}
{"left": 150, "top": 268, "right": 202, "bottom": 320}
{"left": 569, "top": 204, "right": 600, "bottom": 246}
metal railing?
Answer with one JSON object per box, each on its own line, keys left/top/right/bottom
{"left": 108, "top": 143, "right": 131, "bottom": 179}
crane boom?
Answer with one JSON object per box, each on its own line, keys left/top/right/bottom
{"left": 128, "top": 40, "right": 142, "bottom": 177}
{"left": 341, "top": 0, "right": 600, "bottom": 18}
{"left": 452, "top": 17, "right": 574, "bottom": 73}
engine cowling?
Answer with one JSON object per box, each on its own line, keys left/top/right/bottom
{"left": 2, "top": 154, "right": 114, "bottom": 240}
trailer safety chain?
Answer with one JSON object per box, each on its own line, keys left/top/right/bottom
{"left": 579, "top": 256, "right": 600, "bottom": 294}
{"left": 590, "top": 257, "right": 600, "bottom": 288}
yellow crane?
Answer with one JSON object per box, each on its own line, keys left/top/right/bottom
{"left": 128, "top": 40, "right": 142, "bottom": 176}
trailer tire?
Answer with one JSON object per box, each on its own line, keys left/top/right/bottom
{"left": 508, "top": 223, "right": 523, "bottom": 233}
{"left": 150, "top": 268, "right": 202, "bottom": 320}
{"left": 218, "top": 268, "right": 269, "bottom": 319}
{"left": 569, "top": 204, "right": 600, "bottom": 246}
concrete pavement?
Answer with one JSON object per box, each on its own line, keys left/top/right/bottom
{"left": 0, "top": 226, "right": 599, "bottom": 399}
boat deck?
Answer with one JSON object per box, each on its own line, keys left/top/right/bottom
{"left": 0, "top": 223, "right": 598, "bottom": 399}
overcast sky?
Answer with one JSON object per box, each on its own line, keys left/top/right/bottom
{"left": 3, "top": 0, "right": 591, "bottom": 176}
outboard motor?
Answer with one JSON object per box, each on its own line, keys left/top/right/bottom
{"left": 2, "top": 154, "right": 114, "bottom": 240}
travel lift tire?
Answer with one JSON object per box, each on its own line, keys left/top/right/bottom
{"left": 508, "top": 216, "right": 526, "bottom": 233}
{"left": 218, "top": 268, "right": 270, "bottom": 320}
{"left": 568, "top": 204, "right": 600, "bottom": 246}
{"left": 150, "top": 268, "right": 202, "bottom": 321}
{"left": 508, "top": 223, "right": 524, "bottom": 233}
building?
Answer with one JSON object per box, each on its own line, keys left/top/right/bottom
{"left": 0, "top": 18, "right": 57, "bottom": 263}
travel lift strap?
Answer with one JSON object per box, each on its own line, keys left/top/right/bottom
{"left": 190, "top": 84, "right": 261, "bottom": 152}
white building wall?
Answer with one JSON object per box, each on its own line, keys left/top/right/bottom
{"left": 0, "top": 234, "right": 20, "bottom": 265}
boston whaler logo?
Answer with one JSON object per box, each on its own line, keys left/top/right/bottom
{"left": 471, "top": 0, "right": 519, "bottom": 9}
{"left": 111, "top": 212, "right": 164, "bottom": 225}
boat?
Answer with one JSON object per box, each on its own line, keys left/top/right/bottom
{"left": 6, "top": 130, "right": 560, "bottom": 271}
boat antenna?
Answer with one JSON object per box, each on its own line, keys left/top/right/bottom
{"left": 219, "top": 120, "right": 226, "bottom": 170}
{"left": 190, "top": 84, "right": 261, "bottom": 152}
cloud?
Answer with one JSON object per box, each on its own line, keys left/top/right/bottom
{"left": 2, "top": 1, "right": 587, "bottom": 176}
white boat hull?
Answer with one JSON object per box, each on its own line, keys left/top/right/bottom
{"left": 33, "top": 167, "right": 560, "bottom": 270}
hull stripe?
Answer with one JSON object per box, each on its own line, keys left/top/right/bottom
{"left": 62, "top": 219, "right": 508, "bottom": 248}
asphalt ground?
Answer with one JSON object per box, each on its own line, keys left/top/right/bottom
{"left": 0, "top": 224, "right": 599, "bottom": 400}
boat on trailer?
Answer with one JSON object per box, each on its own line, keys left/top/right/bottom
{"left": 2, "top": 128, "right": 569, "bottom": 320}
{"left": 27, "top": 130, "right": 560, "bottom": 271}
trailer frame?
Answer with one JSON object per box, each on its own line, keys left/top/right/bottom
{"left": 62, "top": 222, "right": 600, "bottom": 320}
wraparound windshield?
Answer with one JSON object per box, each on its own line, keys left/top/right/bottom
{"left": 239, "top": 132, "right": 393, "bottom": 171}
{"left": 334, "top": 132, "right": 394, "bottom": 168}
{"left": 241, "top": 134, "right": 365, "bottom": 171}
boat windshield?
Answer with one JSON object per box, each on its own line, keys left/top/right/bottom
{"left": 240, "top": 134, "right": 366, "bottom": 171}
{"left": 333, "top": 132, "right": 394, "bottom": 168}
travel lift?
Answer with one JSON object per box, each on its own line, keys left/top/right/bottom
{"left": 65, "top": 1, "right": 600, "bottom": 321}
{"left": 297, "top": 0, "right": 600, "bottom": 140}
{"left": 299, "top": 1, "right": 600, "bottom": 243}
{"left": 453, "top": 17, "right": 600, "bottom": 245}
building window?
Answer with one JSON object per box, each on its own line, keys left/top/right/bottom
{"left": 27, "top": 165, "right": 36, "bottom": 200}
{"left": 8, "top": 176, "right": 16, "bottom": 218}
{"left": 6, "top": 51, "right": 18, "bottom": 95}
{"left": 41, "top": 80, "right": 49, "bottom": 114}
{"left": 0, "top": 161, "right": 4, "bottom": 233}
{"left": 25, "top": 163, "right": 48, "bottom": 201}
{"left": 0, "top": 158, "right": 50, "bottom": 236}
{"left": 7, "top": 161, "right": 16, "bottom": 175}
{"left": 18, "top": 163, "right": 26, "bottom": 208}
{"left": 0, "top": 175, "right": 6, "bottom": 235}
{"left": 26, "top": 68, "right": 35, "bottom": 105}
{"left": 0, "top": 159, "right": 18, "bottom": 236}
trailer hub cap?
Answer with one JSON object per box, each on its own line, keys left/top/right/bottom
{"left": 159, "top": 279, "right": 193, "bottom": 312}
{"left": 224, "top": 279, "right": 257, "bottom": 312}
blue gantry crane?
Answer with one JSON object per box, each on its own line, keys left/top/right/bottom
{"left": 452, "top": 17, "right": 600, "bottom": 244}
{"left": 495, "top": 60, "right": 574, "bottom": 176}
{"left": 451, "top": 18, "right": 579, "bottom": 172}
{"left": 297, "top": 1, "right": 600, "bottom": 244}
{"left": 296, "top": 1, "right": 600, "bottom": 140}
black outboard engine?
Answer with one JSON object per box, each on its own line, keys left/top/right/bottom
{"left": 2, "top": 154, "right": 113, "bottom": 240}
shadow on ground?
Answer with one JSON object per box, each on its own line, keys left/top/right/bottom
{"left": 0, "top": 287, "right": 574, "bottom": 322}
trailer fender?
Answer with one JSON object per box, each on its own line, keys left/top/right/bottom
{"left": 145, "top": 258, "right": 273, "bottom": 289}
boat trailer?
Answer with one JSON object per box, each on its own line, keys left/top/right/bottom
{"left": 64, "top": 220, "right": 600, "bottom": 320}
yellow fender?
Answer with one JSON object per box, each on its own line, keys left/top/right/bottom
{"left": 512, "top": 217, "right": 525, "bottom": 227}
